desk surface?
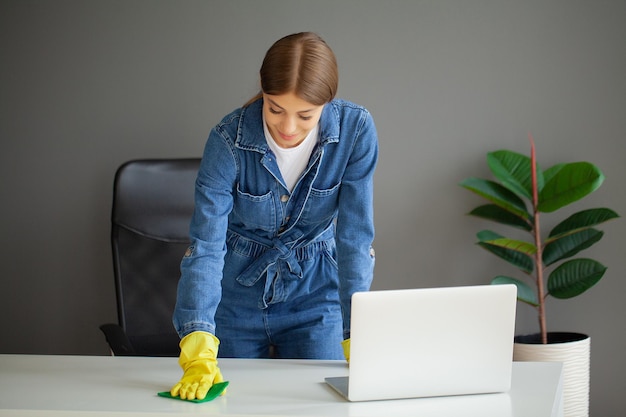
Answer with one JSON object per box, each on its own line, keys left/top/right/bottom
{"left": 0, "top": 354, "right": 562, "bottom": 417}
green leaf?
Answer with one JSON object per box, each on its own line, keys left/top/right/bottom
{"left": 468, "top": 204, "right": 532, "bottom": 231}
{"left": 549, "top": 208, "right": 620, "bottom": 238}
{"left": 476, "top": 230, "right": 503, "bottom": 241}
{"left": 538, "top": 162, "right": 605, "bottom": 213}
{"left": 547, "top": 258, "right": 607, "bottom": 299}
{"left": 479, "top": 241, "right": 534, "bottom": 273}
{"left": 491, "top": 276, "right": 538, "bottom": 306}
{"left": 481, "top": 238, "right": 537, "bottom": 256}
{"left": 487, "top": 150, "right": 543, "bottom": 200}
{"left": 543, "top": 229, "right": 604, "bottom": 266}
{"left": 476, "top": 231, "right": 536, "bottom": 273}
{"left": 459, "top": 177, "right": 530, "bottom": 219}
{"left": 542, "top": 163, "right": 566, "bottom": 186}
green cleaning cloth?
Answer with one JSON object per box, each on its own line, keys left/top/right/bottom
{"left": 157, "top": 381, "right": 229, "bottom": 403}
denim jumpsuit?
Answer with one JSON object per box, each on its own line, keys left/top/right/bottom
{"left": 173, "top": 98, "right": 378, "bottom": 359}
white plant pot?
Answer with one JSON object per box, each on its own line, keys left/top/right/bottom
{"left": 513, "top": 332, "right": 590, "bottom": 417}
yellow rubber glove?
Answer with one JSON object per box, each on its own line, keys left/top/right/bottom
{"left": 170, "top": 331, "right": 225, "bottom": 400}
{"left": 341, "top": 339, "right": 350, "bottom": 363}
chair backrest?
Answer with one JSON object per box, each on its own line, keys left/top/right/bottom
{"left": 111, "top": 158, "right": 200, "bottom": 356}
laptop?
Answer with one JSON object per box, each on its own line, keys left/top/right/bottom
{"left": 325, "top": 284, "right": 517, "bottom": 402}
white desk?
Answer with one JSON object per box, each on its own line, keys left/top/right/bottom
{"left": 0, "top": 355, "right": 562, "bottom": 417}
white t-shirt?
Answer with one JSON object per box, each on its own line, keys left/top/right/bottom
{"left": 264, "top": 118, "right": 319, "bottom": 192}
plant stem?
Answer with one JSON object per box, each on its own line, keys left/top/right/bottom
{"left": 533, "top": 212, "right": 548, "bottom": 344}
{"left": 529, "top": 133, "right": 548, "bottom": 344}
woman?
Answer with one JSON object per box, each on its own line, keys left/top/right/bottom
{"left": 170, "top": 32, "right": 378, "bottom": 400}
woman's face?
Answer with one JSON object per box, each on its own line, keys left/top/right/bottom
{"left": 262, "top": 92, "right": 324, "bottom": 148}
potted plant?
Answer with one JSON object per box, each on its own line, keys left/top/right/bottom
{"left": 459, "top": 134, "right": 619, "bottom": 417}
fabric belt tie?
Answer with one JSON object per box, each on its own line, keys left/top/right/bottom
{"left": 235, "top": 237, "right": 304, "bottom": 309}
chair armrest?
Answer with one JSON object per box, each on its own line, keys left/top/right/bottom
{"left": 99, "top": 323, "right": 136, "bottom": 356}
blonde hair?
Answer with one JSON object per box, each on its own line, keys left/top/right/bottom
{"left": 245, "top": 32, "right": 338, "bottom": 107}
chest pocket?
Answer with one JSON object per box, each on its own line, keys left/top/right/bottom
{"left": 232, "top": 185, "right": 276, "bottom": 232}
{"left": 300, "top": 182, "right": 340, "bottom": 225}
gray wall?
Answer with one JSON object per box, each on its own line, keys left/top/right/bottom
{"left": 1, "top": 0, "right": 624, "bottom": 414}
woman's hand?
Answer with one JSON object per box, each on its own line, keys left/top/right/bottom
{"left": 170, "top": 332, "right": 225, "bottom": 400}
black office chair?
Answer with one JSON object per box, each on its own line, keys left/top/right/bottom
{"left": 100, "top": 158, "right": 201, "bottom": 356}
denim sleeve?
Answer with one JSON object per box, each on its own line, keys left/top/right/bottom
{"left": 335, "top": 109, "right": 379, "bottom": 340}
{"left": 172, "top": 125, "right": 238, "bottom": 338}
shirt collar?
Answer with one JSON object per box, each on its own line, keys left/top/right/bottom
{"left": 236, "top": 98, "right": 339, "bottom": 152}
